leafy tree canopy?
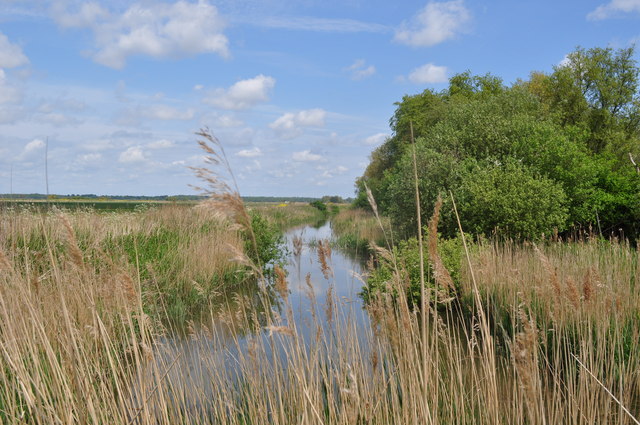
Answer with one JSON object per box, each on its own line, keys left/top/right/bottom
{"left": 356, "top": 45, "right": 640, "bottom": 240}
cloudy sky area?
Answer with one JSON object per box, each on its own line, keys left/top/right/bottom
{"left": 0, "top": 0, "right": 639, "bottom": 197}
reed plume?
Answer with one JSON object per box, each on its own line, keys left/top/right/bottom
{"left": 60, "top": 214, "right": 84, "bottom": 268}
{"left": 427, "top": 196, "right": 454, "bottom": 293}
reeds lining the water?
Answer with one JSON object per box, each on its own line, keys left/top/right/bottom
{"left": 0, "top": 129, "right": 639, "bottom": 424}
{"left": 1, "top": 204, "right": 639, "bottom": 423}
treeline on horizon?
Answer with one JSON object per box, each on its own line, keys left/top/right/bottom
{"left": 0, "top": 193, "right": 352, "bottom": 203}
{"left": 355, "top": 45, "right": 640, "bottom": 240}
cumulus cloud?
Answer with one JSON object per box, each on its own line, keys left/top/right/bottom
{"left": 76, "top": 153, "right": 102, "bottom": 164}
{"left": 292, "top": 150, "right": 323, "bottom": 162}
{"left": 236, "top": 147, "right": 262, "bottom": 158}
{"left": 364, "top": 133, "right": 389, "bottom": 145}
{"left": 147, "top": 139, "right": 174, "bottom": 149}
{"left": 346, "top": 59, "right": 376, "bottom": 80}
{"left": 201, "top": 112, "right": 243, "bottom": 128}
{"left": 118, "top": 146, "right": 146, "bottom": 163}
{"left": 0, "top": 69, "right": 22, "bottom": 104}
{"left": 408, "top": 63, "right": 448, "bottom": 84}
{"left": 240, "top": 16, "right": 389, "bottom": 33}
{"left": 18, "top": 138, "right": 45, "bottom": 160}
{"left": 204, "top": 75, "right": 276, "bottom": 110}
{"left": 141, "top": 104, "right": 196, "bottom": 121}
{"left": 52, "top": 1, "right": 229, "bottom": 69}
{"left": 270, "top": 108, "right": 326, "bottom": 139}
{"left": 588, "top": 0, "right": 640, "bottom": 19}
{"left": 317, "top": 165, "right": 349, "bottom": 178}
{"left": 0, "top": 31, "right": 29, "bottom": 68}
{"left": 37, "top": 98, "right": 87, "bottom": 113}
{"left": 395, "top": 0, "right": 471, "bottom": 47}
{"left": 37, "top": 112, "right": 82, "bottom": 126}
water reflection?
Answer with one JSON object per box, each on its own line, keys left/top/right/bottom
{"left": 132, "top": 221, "right": 371, "bottom": 412}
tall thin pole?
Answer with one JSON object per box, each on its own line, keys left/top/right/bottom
{"left": 9, "top": 163, "right": 13, "bottom": 198}
{"left": 45, "top": 137, "right": 49, "bottom": 205}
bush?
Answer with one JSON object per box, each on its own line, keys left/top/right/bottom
{"left": 363, "top": 232, "right": 462, "bottom": 308}
{"left": 245, "top": 212, "right": 285, "bottom": 269}
{"left": 309, "top": 200, "right": 327, "bottom": 213}
{"left": 456, "top": 160, "right": 569, "bottom": 240}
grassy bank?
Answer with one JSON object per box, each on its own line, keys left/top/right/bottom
{"left": 1, "top": 198, "right": 640, "bottom": 423}
{"left": 331, "top": 207, "right": 389, "bottom": 253}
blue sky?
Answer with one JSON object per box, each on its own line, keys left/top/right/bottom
{"left": 0, "top": 0, "right": 639, "bottom": 197}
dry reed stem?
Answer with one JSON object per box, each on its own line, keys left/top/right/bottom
{"left": 60, "top": 214, "right": 84, "bottom": 268}
{"left": 534, "top": 244, "right": 562, "bottom": 298}
{"left": 274, "top": 264, "right": 288, "bottom": 300}
{"left": 513, "top": 310, "right": 544, "bottom": 424}
{"left": 0, "top": 248, "right": 12, "bottom": 273}
{"left": 317, "top": 239, "right": 333, "bottom": 279}
{"left": 191, "top": 129, "right": 261, "bottom": 269}
{"left": 427, "top": 196, "right": 455, "bottom": 292}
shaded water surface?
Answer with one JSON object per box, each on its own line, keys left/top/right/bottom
{"left": 133, "top": 221, "right": 371, "bottom": 410}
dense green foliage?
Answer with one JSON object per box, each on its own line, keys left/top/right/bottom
{"left": 309, "top": 200, "right": 328, "bottom": 213}
{"left": 363, "top": 234, "right": 462, "bottom": 308}
{"left": 245, "top": 212, "right": 286, "bottom": 268}
{"left": 356, "top": 46, "right": 640, "bottom": 240}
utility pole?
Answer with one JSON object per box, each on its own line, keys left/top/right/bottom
{"left": 45, "top": 137, "right": 49, "bottom": 206}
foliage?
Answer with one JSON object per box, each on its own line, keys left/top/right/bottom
{"left": 456, "top": 160, "right": 568, "bottom": 240}
{"left": 363, "top": 232, "right": 463, "bottom": 307}
{"left": 357, "top": 45, "right": 640, "bottom": 240}
{"left": 244, "top": 211, "right": 285, "bottom": 269}
{"left": 309, "top": 200, "right": 328, "bottom": 213}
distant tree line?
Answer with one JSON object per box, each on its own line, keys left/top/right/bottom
{"left": 0, "top": 194, "right": 349, "bottom": 204}
{"left": 355, "top": 46, "right": 640, "bottom": 240}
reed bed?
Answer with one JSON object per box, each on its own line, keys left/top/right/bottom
{"left": 0, "top": 129, "right": 638, "bottom": 423}
{"left": 248, "top": 202, "right": 327, "bottom": 229}
{"left": 331, "top": 208, "right": 390, "bottom": 252}
{"left": 2, "top": 201, "right": 639, "bottom": 423}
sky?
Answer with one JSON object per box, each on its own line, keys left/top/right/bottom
{"left": 0, "top": 0, "right": 639, "bottom": 197}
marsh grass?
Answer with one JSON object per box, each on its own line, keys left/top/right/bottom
{"left": 331, "top": 208, "right": 390, "bottom": 253}
{"left": 0, "top": 129, "right": 639, "bottom": 424}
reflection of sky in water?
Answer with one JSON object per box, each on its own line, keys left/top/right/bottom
{"left": 283, "top": 221, "right": 369, "bottom": 337}
{"left": 139, "top": 221, "right": 372, "bottom": 407}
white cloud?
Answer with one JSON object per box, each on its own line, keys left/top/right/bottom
{"left": 364, "top": 133, "right": 389, "bottom": 145}
{"left": 0, "top": 69, "right": 22, "bottom": 104}
{"left": 239, "top": 16, "right": 390, "bottom": 33}
{"left": 346, "top": 59, "right": 376, "bottom": 80}
{"left": 236, "top": 147, "right": 262, "bottom": 158}
{"left": 395, "top": 0, "right": 471, "bottom": 47}
{"left": 37, "top": 98, "right": 87, "bottom": 113}
{"left": 18, "top": 138, "right": 45, "bottom": 160}
{"left": 203, "top": 112, "right": 243, "bottom": 128}
{"left": 142, "top": 104, "right": 196, "bottom": 121}
{"left": 292, "top": 150, "right": 323, "bottom": 162}
{"left": 408, "top": 63, "right": 448, "bottom": 84}
{"left": 76, "top": 153, "right": 102, "bottom": 164}
{"left": 118, "top": 146, "right": 146, "bottom": 163}
{"left": 244, "top": 159, "right": 261, "bottom": 172}
{"left": 317, "top": 165, "right": 349, "bottom": 179}
{"left": 0, "top": 31, "right": 29, "bottom": 68}
{"left": 588, "top": 0, "right": 640, "bottom": 19}
{"left": 270, "top": 108, "right": 326, "bottom": 139}
{"left": 37, "top": 112, "right": 81, "bottom": 126}
{"left": 558, "top": 55, "right": 571, "bottom": 68}
{"left": 147, "top": 139, "right": 174, "bottom": 149}
{"left": 204, "top": 74, "right": 275, "bottom": 110}
{"left": 52, "top": 2, "right": 109, "bottom": 28}
{"left": 52, "top": 1, "right": 229, "bottom": 69}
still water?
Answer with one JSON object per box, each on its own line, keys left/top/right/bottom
{"left": 134, "top": 221, "right": 371, "bottom": 409}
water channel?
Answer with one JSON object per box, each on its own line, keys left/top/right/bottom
{"left": 133, "top": 220, "right": 372, "bottom": 414}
